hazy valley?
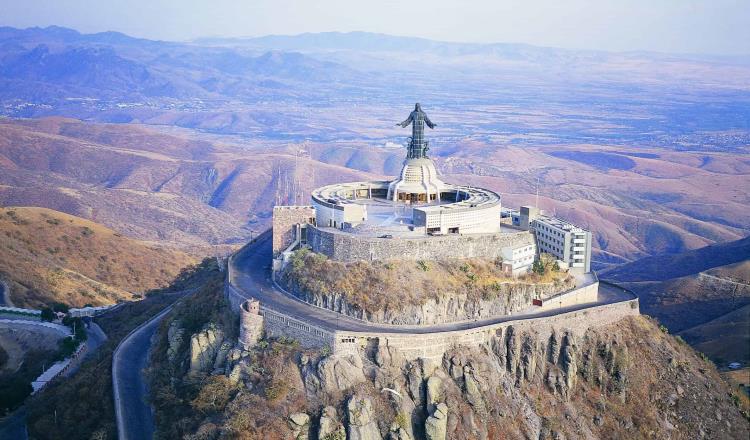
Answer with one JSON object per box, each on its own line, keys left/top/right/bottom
{"left": 0, "top": 24, "right": 748, "bottom": 440}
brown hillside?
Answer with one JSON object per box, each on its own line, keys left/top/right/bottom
{"left": 0, "top": 207, "right": 197, "bottom": 308}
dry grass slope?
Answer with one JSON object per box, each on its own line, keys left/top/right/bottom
{"left": 281, "top": 249, "right": 572, "bottom": 314}
{"left": 0, "top": 207, "right": 197, "bottom": 307}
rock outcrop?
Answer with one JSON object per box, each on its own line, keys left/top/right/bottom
{"left": 153, "top": 312, "right": 750, "bottom": 440}
{"left": 166, "top": 320, "right": 185, "bottom": 363}
{"left": 318, "top": 406, "right": 346, "bottom": 440}
{"left": 189, "top": 324, "right": 225, "bottom": 375}
{"left": 285, "top": 276, "right": 575, "bottom": 325}
{"left": 288, "top": 412, "right": 310, "bottom": 440}
{"left": 346, "top": 395, "right": 382, "bottom": 440}
{"left": 317, "top": 354, "right": 367, "bottom": 394}
{"left": 424, "top": 403, "right": 448, "bottom": 440}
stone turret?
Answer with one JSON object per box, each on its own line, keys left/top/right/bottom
{"left": 239, "top": 299, "right": 264, "bottom": 350}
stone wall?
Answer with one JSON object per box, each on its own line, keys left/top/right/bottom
{"left": 272, "top": 206, "right": 315, "bottom": 257}
{"left": 226, "top": 282, "right": 337, "bottom": 350}
{"left": 226, "top": 276, "right": 640, "bottom": 361}
{"left": 335, "top": 297, "right": 640, "bottom": 360}
{"left": 308, "top": 226, "right": 534, "bottom": 262}
{"left": 238, "top": 300, "right": 264, "bottom": 350}
{"left": 262, "top": 308, "right": 337, "bottom": 350}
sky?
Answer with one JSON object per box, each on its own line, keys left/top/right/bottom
{"left": 1, "top": 0, "right": 748, "bottom": 55}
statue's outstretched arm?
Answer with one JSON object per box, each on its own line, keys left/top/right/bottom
{"left": 397, "top": 114, "right": 413, "bottom": 127}
{"left": 424, "top": 114, "right": 436, "bottom": 129}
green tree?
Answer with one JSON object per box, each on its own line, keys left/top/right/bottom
{"left": 532, "top": 259, "right": 545, "bottom": 275}
{"left": 40, "top": 307, "right": 55, "bottom": 322}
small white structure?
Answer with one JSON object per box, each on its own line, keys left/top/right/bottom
{"left": 69, "top": 304, "right": 116, "bottom": 318}
{"left": 500, "top": 242, "right": 537, "bottom": 276}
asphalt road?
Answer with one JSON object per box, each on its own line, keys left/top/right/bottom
{"left": 230, "top": 231, "right": 636, "bottom": 335}
{"left": 112, "top": 304, "right": 174, "bottom": 440}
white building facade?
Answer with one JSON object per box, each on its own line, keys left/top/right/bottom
{"left": 532, "top": 216, "right": 592, "bottom": 273}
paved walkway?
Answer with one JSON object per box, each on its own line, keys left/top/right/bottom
{"left": 229, "top": 231, "right": 635, "bottom": 335}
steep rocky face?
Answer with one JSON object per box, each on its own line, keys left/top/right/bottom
{"left": 285, "top": 277, "right": 575, "bottom": 325}
{"left": 188, "top": 323, "right": 225, "bottom": 375}
{"left": 346, "top": 395, "right": 383, "bottom": 440}
{"left": 151, "top": 315, "right": 750, "bottom": 439}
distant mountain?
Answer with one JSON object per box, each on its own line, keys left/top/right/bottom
{"left": 0, "top": 44, "right": 173, "bottom": 97}
{"left": 0, "top": 25, "right": 163, "bottom": 47}
{"left": 0, "top": 26, "right": 363, "bottom": 104}
{"left": 195, "top": 30, "right": 750, "bottom": 65}
{"left": 602, "top": 236, "right": 750, "bottom": 282}
{"left": 601, "top": 238, "right": 750, "bottom": 365}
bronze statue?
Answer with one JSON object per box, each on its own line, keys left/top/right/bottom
{"left": 397, "top": 103, "right": 436, "bottom": 159}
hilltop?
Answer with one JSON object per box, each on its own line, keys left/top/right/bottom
{"left": 601, "top": 237, "right": 750, "bottom": 365}
{"left": 142, "top": 282, "right": 749, "bottom": 439}
{"left": 0, "top": 207, "right": 196, "bottom": 307}
{"left": 280, "top": 249, "right": 574, "bottom": 324}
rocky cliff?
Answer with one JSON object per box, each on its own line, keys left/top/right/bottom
{"left": 149, "top": 308, "right": 750, "bottom": 439}
{"left": 280, "top": 250, "right": 575, "bottom": 325}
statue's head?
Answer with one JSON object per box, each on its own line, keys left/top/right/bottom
{"left": 415, "top": 103, "right": 421, "bottom": 111}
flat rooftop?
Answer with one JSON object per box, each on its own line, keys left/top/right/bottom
{"left": 535, "top": 214, "right": 589, "bottom": 234}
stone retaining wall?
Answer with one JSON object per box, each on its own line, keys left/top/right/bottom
{"left": 334, "top": 297, "right": 640, "bottom": 359}
{"left": 308, "top": 226, "right": 534, "bottom": 262}
{"left": 226, "top": 277, "right": 640, "bottom": 361}
{"left": 273, "top": 206, "right": 315, "bottom": 257}
{"left": 225, "top": 282, "right": 337, "bottom": 350}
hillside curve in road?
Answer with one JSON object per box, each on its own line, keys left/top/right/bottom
{"left": 112, "top": 303, "right": 176, "bottom": 440}
{"left": 230, "top": 230, "right": 637, "bottom": 335}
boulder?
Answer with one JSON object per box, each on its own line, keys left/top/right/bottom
{"left": 319, "top": 406, "right": 345, "bottom": 440}
{"left": 166, "top": 320, "right": 185, "bottom": 363}
{"left": 288, "top": 412, "right": 310, "bottom": 440}
{"left": 425, "top": 376, "right": 442, "bottom": 414}
{"left": 318, "top": 354, "right": 366, "bottom": 394}
{"left": 424, "top": 403, "right": 449, "bottom": 440}
{"left": 347, "top": 395, "right": 383, "bottom": 440}
{"left": 212, "top": 341, "right": 232, "bottom": 371}
{"left": 189, "top": 324, "right": 224, "bottom": 375}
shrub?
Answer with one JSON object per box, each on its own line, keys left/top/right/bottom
{"left": 264, "top": 378, "right": 289, "bottom": 402}
{"left": 532, "top": 259, "right": 545, "bottom": 275}
{"left": 40, "top": 307, "right": 55, "bottom": 322}
{"left": 320, "top": 345, "right": 332, "bottom": 357}
{"left": 417, "top": 260, "right": 430, "bottom": 272}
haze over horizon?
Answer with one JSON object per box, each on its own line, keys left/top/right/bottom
{"left": 1, "top": 0, "right": 749, "bottom": 56}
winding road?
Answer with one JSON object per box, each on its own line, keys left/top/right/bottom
{"left": 230, "top": 231, "right": 635, "bottom": 334}
{"left": 112, "top": 303, "right": 176, "bottom": 440}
